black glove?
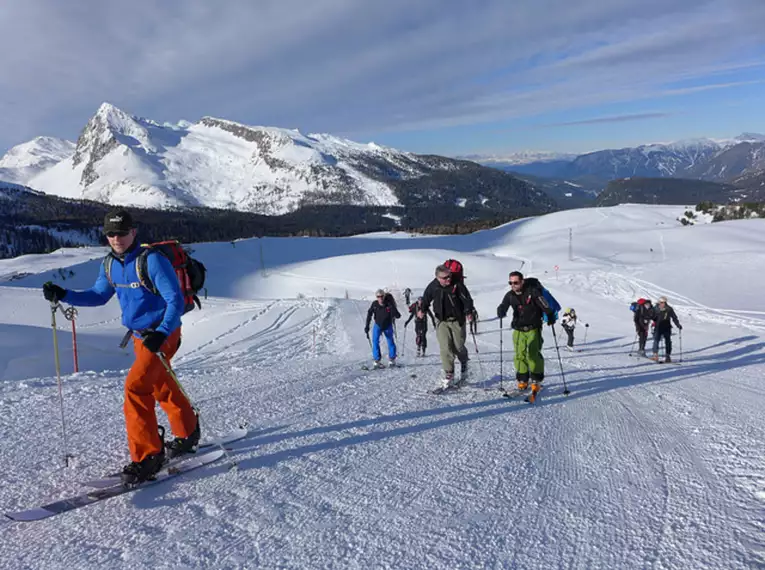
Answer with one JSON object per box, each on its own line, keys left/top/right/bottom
{"left": 677, "top": 324, "right": 683, "bottom": 330}
{"left": 43, "top": 281, "right": 67, "bottom": 303}
{"left": 142, "top": 331, "right": 167, "bottom": 353}
{"left": 497, "top": 307, "right": 506, "bottom": 319}
{"left": 547, "top": 314, "right": 556, "bottom": 326}
{"left": 364, "top": 326, "right": 370, "bottom": 336}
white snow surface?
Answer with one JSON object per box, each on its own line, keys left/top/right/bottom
{"left": 0, "top": 204, "right": 764, "bottom": 569}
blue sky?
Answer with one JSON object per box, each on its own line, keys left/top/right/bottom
{"left": 1, "top": 0, "right": 764, "bottom": 157}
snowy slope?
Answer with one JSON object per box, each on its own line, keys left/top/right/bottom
{"left": 0, "top": 205, "right": 764, "bottom": 569}
{"left": 0, "top": 137, "right": 74, "bottom": 184}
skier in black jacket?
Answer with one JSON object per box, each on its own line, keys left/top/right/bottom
{"left": 651, "top": 296, "right": 682, "bottom": 362}
{"left": 405, "top": 297, "right": 436, "bottom": 357}
{"left": 421, "top": 264, "right": 474, "bottom": 388}
{"left": 496, "top": 272, "right": 556, "bottom": 394}
{"left": 364, "top": 289, "right": 401, "bottom": 368}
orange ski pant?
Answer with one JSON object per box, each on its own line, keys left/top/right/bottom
{"left": 124, "top": 328, "right": 196, "bottom": 462}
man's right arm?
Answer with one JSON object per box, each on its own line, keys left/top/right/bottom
{"left": 421, "top": 281, "right": 434, "bottom": 312}
{"left": 497, "top": 292, "right": 512, "bottom": 318}
{"left": 61, "top": 264, "right": 115, "bottom": 307}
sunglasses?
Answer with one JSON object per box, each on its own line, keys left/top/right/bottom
{"left": 376, "top": 295, "right": 384, "bottom": 299}
{"left": 106, "top": 230, "right": 129, "bottom": 238}
{"left": 509, "top": 280, "right": 522, "bottom": 285}
{"left": 437, "top": 274, "right": 451, "bottom": 280}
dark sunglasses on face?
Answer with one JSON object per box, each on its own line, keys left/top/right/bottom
{"left": 509, "top": 280, "right": 521, "bottom": 285}
{"left": 106, "top": 230, "right": 129, "bottom": 238}
{"left": 437, "top": 274, "right": 451, "bottom": 281}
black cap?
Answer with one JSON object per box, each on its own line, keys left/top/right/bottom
{"left": 103, "top": 209, "right": 134, "bottom": 233}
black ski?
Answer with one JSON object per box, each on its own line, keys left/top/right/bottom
{"left": 6, "top": 449, "right": 224, "bottom": 522}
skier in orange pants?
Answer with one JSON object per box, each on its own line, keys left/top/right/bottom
{"left": 43, "top": 209, "right": 200, "bottom": 484}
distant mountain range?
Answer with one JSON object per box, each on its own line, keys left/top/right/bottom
{"left": 0, "top": 103, "right": 554, "bottom": 218}
{"left": 473, "top": 134, "right": 765, "bottom": 184}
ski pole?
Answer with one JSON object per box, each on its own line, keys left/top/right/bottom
{"left": 629, "top": 332, "right": 638, "bottom": 356}
{"left": 679, "top": 329, "right": 683, "bottom": 363}
{"left": 470, "top": 327, "right": 479, "bottom": 354}
{"left": 583, "top": 323, "right": 589, "bottom": 346}
{"left": 497, "top": 318, "right": 504, "bottom": 392}
{"left": 71, "top": 315, "right": 79, "bottom": 373}
{"left": 50, "top": 302, "right": 73, "bottom": 467}
{"left": 402, "top": 324, "right": 407, "bottom": 358}
{"left": 157, "top": 352, "right": 197, "bottom": 409}
{"left": 551, "top": 324, "right": 570, "bottom": 395}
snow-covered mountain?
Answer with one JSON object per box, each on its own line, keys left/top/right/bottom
{"left": 19, "top": 103, "right": 549, "bottom": 216}
{"left": 0, "top": 136, "right": 74, "bottom": 184}
{"left": 560, "top": 138, "right": 725, "bottom": 180}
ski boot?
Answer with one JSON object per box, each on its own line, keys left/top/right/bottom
{"left": 650, "top": 353, "right": 659, "bottom": 362}
{"left": 388, "top": 358, "right": 397, "bottom": 368}
{"left": 166, "top": 413, "right": 201, "bottom": 459}
{"left": 528, "top": 382, "right": 543, "bottom": 404}
{"left": 372, "top": 360, "right": 385, "bottom": 370}
{"left": 638, "top": 349, "right": 646, "bottom": 357}
{"left": 664, "top": 355, "right": 672, "bottom": 363}
{"left": 121, "top": 426, "right": 166, "bottom": 485}
{"left": 440, "top": 371, "right": 455, "bottom": 390}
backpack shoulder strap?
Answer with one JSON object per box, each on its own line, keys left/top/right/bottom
{"left": 103, "top": 253, "right": 115, "bottom": 287}
{"left": 134, "top": 249, "right": 157, "bottom": 294}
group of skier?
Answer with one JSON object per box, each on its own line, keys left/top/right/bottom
{"left": 632, "top": 296, "right": 683, "bottom": 362}
{"left": 366, "top": 259, "right": 687, "bottom": 397}
{"left": 365, "top": 261, "right": 564, "bottom": 398}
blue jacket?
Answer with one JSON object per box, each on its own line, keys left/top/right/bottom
{"left": 64, "top": 246, "right": 183, "bottom": 336}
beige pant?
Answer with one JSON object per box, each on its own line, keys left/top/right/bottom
{"left": 436, "top": 319, "right": 468, "bottom": 373}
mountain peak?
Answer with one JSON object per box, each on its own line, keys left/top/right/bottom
{"left": 734, "top": 132, "right": 765, "bottom": 143}
{"left": 0, "top": 136, "right": 74, "bottom": 184}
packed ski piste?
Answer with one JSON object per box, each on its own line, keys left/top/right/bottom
{"left": 0, "top": 204, "right": 763, "bottom": 569}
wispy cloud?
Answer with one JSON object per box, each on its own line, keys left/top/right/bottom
{"left": 545, "top": 112, "right": 673, "bottom": 127}
{"left": 0, "top": 0, "right": 763, "bottom": 151}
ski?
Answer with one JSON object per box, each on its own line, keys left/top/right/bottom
{"left": 501, "top": 388, "right": 530, "bottom": 400}
{"left": 5, "top": 449, "right": 224, "bottom": 522}
{"left": 82, "top": 427, "right": 248, "bottom": 489}
{"left": 361, "top": 364, "right": 389, "bottom": 371}
{"left": 431, "top": 379, "right": 468, "bottom": 395}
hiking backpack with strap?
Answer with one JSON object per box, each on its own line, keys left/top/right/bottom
{"left": 523, "top": 277, "right": 561, "bottom": 322}
{"left": 104, "top": 240, "right": 206, "bottom": 314}
{"left": 443, "top": 259, "right": 464, "bottom": 284}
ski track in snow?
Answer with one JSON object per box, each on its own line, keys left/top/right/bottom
{"left": 0, "top": 205, "right": 764, "bottom": 569}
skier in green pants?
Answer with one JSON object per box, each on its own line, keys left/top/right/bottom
{"left": 496, "top": 271, "right": 556, "bottom": 397}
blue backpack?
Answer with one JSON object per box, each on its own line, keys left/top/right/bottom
{"left": 524, "top": 278, "right": 561, "bottom": 323}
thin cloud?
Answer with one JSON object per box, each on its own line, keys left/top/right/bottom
{"left": 544, "top": 112, "right": 673, "bottom": 127}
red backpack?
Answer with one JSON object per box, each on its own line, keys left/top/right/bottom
{"left": 443, "top": 259, "right": 464, "bottom": 283}
{"left": 104, "top": 240, "right": 206, "bottom": 314}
